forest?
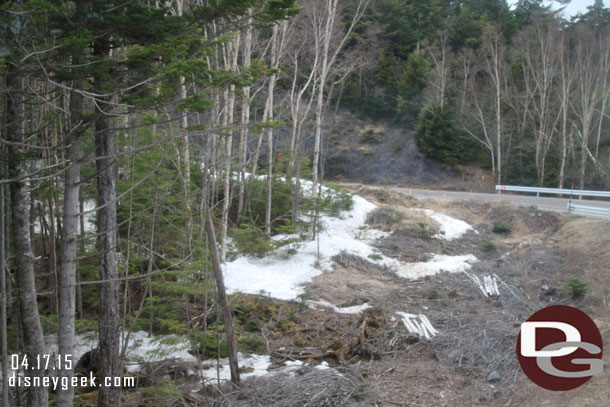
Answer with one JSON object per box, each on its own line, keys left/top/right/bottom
{"left": 1, "top": 0, "right": 609, "bottom": 406}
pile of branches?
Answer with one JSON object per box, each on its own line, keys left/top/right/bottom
{"left": 427, "top": 271, "right": 528, "bottom": 383}
{"left": 209, "top": 367, "right": 364, "bottom": 407}
{"left": 332, "top": 252, "right": 391, "bottom": 276}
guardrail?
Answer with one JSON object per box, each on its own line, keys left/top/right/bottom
{"left": 495, "top": 185, "right": 610, "bottom": 199}
{"left": 567, "top": 202, "right": 610, "bottom": 219}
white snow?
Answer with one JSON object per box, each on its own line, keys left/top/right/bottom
{"left": 223, "top": 194, "right": 387, "bottom": 300}
{"left": 44, "top": 330, "right": 273, "bottom": 380}
{"left": 393, "top": 254, "right": 478, "bottom": 280}
{"left": 199, "top": 353, "right": 272, "bottom": 381}
{"left": 223, "top": 185, "right": 479, "bottom": 301}
{"left": 415, "top": 209, "right": 476, "bottom": 240}
{"left": 307, "top": 299, "right": 372, "bottom": 314}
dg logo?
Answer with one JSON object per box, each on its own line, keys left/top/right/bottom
{"left": 516, "top": 305, "right": 604, "bottom": 391}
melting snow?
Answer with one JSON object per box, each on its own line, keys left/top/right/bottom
{"left": 307, "top": 299, "right": 372, "bottom": 314}
{"left": 223, "top": 194, "right": 387, "bottom": 300}
{"left": 223, "top": 185, "right": 478, "bottom": 301}
{"left": 415, "top": 209, "right": 476, "bottom": 240}
{"left": 199, "top": 353, "right": 272, "bottom": 381}
{"left": 393, "top": 254, "right": 478, "bottom": 280}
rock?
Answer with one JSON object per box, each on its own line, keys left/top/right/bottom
{"left": 487, "top": 371, "right": 502, "bottom": 383}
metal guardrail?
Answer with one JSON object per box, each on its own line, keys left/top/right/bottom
{"left": 567, "top": 202, "right": 610, "bottom": 219}
{"left": 495, "top": 185, "right": 610, "bottom": 199}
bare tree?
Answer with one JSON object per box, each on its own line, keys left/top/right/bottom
{"left": 514, "top": 16, "right": 562, "bottom": 185}
{"left": 557, "top": 28, "right": 577, "bottom": 189}
{"left": 572, "top": 25, "right": 606, "bottom": 190}
{"left": 308, "top": 0, "right": 369, "bottom": 238}
{"left": 426, "top": 30, "right": 452, "bottom": 111}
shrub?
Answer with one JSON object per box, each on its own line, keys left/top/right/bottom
{"left": 320, "top": 189, "right": 354, "bottom": 217}
{"left": 358, "top": 129, "right": 381, "bottom": 144}
{"left": 492, "top": 222, "right": 511, "bottom": 234}
{"left": 238, "top": 333, "right": 265, "bottom": 353}
{"left": 231, "top": 223, "right": 275, "bottom": 257}
{"left": 416, "top": 222, "right": 434, "bottom": 238}
{"left": 368, "top": 253, "right": 383, "bottom": 261}
{"left": 190, "top": 332, "right": 228, "bottom": 359}
{"left": 482, "top": 240, "right": 497, "bottom": 251}
{"left": 427, "top": 289, "right": 440, "bottom": 300}
{"left": 564, "top": 278, "right": 588, "bottom": 299}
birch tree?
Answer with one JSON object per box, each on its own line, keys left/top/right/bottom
{"left": 482, "top": 24, "right": 508, "bottom": 184}
{"left": 572, "top": 25, "right": 606, "bottom": 189}
{"left": 515, "top": 16, "right": 562, "bottom": 185}
{"left": 309, "top": 0, "right": 369, "bottom": 238}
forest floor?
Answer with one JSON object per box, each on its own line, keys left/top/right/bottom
{"left": 72, "top": 185, "right": 610, "bottom": 407}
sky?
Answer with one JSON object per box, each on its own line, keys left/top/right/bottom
{"left": 509, "top": 0, "right": 609, "bottom": 18}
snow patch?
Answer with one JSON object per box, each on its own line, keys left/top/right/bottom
{"left": 307, "top": 299, "right": 372, "bottom": 314}
{"left": 199, "top": 353, "right": 271, "bottom": 381}
{"left": 415, "top": 209, "right": 476, "bottom": 240}
{"left": 223, "top": 184, "right": 479, "bottom": 300}
{"left": 223, "top": 194, "right": 387, "bottom": 300}
{"left": 394, "top": 254, "right": 478, "bottom": 279}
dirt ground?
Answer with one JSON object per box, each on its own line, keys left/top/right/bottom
{"left": 158, "top": 186, "right": 610, "bottom": 407}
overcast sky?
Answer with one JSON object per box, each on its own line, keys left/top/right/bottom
{"left": 509, "top": 0, "right": 609, "bottom": 18}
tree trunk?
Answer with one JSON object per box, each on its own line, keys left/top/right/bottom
{"left": 1, "top": 152, "right": 9, "bottom": 407}
{"left": 94, "top": 39, "right": 121, "bottom": 407}
{"left": 205, "top": 211, "right": 240, "bottom": 384}
{"left": 221, "top": 34, "right": 240, "bottom": 261}
{"left": 237, "top": 15, "right": 253, "bottom": 221}
{"left": 56, "top": 109, "right": 83, "bottom": 407}
{"left": 57, "top": 2, "right": 87, "bottom": 404}
{"left": 7, "top": 64, "right": 48, "bottom": 407}
{"left": 265, "top": 25, "right": 279, "bottom": 237}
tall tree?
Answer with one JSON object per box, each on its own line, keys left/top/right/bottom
{"left": 3, "top": 3, "right": 47, "bottom": 405}
{"left": 309, "top": 0, "right": 369, "bottom": 239}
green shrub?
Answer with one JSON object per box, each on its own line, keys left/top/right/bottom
{"left": 564, "top": 278, "right": 588, "bottom": 299}
{"left": 427, "top": 289, "right": 440, "bottom": 300}
{"left": 231, "top": 223, "right": 276, "bottom": 257}
{"left": 416, "top": 222, "right": 434, "bottom": 238}
{"left": 190, "top": 332, "right": 228, "bottom": 359}
{"left": 368, "top": 253, "right": 383, "bottom": 261}
{"left": 482, "top": 240, "right": 497, "bottom": 251}
{"left": 358, "top": 129, "right": 381, "bottom": 144}
{"left": 238, "top": 333, "right": 265, "bottom": 353}
{"left": 492, "top": 222, "right": 511, "bottom": 234}
{"left": 320, "top": 189, "right": 354, "bottom": 217}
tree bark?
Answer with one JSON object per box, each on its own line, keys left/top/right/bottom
{"left": 1, "top": 149, "right": 9, "bottom": 407}
{"left": 6, "top": 64, "right": 48, "bottom": 407}
{"left": 57, "top": 2, "right": 87, "bottom": 404}
{"left": 237, "top": 15, "right": 253, "bottom": 222}
{"left": 205, "top": 211, "right": 240, "bottom": 384}
{"left": 94, "top": 38, "right": 121, "bottom": 407}
{"left": 56, "top": 112, "right": 82, "bottom": 407}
